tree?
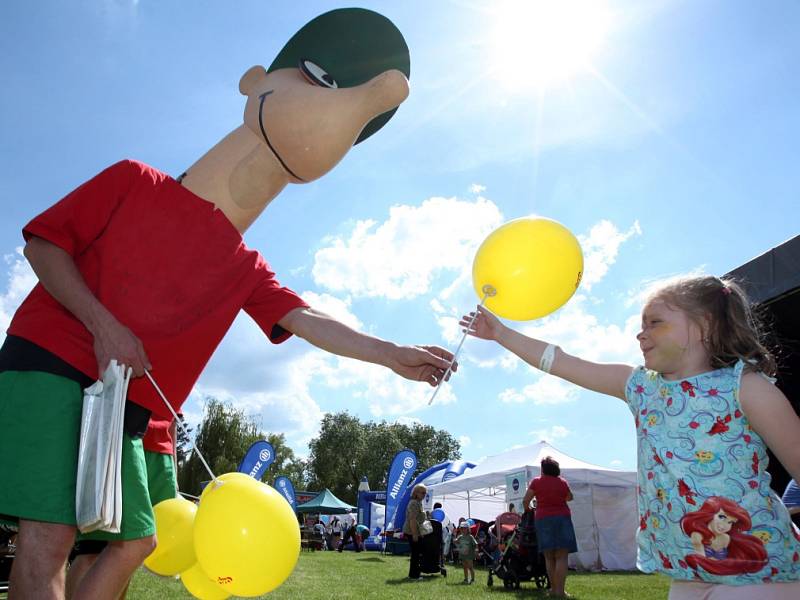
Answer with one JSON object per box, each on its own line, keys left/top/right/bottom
{"left": 175, "top": 414, "right": 193, "bottom": 471}
{"left": 305, "top": 412, "right": 365, "bottom": 503}
{"left": 178, "top": 397, "right": 307, "bottom": 494}
{"left": 265, "top": 432, "right": 308, "bottom": 490}
{"left": 306, "top": 411, "right": 461, "bottom": 504}
{"left": 178, "top": 398, "right": 257, "bottom": 494}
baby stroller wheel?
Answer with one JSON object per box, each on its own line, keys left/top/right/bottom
{"left": 487, "top": 573, "right": 493, "bottom": 587}
{"left": 534, "top": 573, "right": 550, "bottom": 589}
{"left": 440, "top": 567, "right": 447, "bottom": 577}
{"left": 503, "top": 578, "right": 512, "bottom": 589}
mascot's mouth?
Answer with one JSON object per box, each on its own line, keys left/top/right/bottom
{"left": 257, "top": 89, "right": 305, "bottom": 182}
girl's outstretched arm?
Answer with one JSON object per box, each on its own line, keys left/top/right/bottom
{"left": 740, "top": 371, "right": 800, "bottom": 482}
{"left": 460, "top": 306, "right": 634, "bottom": 400}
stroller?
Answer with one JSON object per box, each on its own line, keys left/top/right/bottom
{"left": 487, "top": 511, "right": 549, "bottom": 590}
{"left": 419, "top": 520, "right": 447, "bottom": 577}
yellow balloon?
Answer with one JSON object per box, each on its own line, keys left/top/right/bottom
{"left": 143, "top": 497, "right": 197, "bottom": 576}
{"left": 472, "top": 217, "right": 583, "bottom": 320}
{"left": 180, "top": 563, "right": 230, "bottom": 600}
{"left": 193, "top": 472, "right": 300, "bottom": 597}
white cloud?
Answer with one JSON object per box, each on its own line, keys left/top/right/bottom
{"left": 311, "top": 196, "right": 502, "bottom": 299}
{"left": 190, "top": 336, "right": 327, "bottom": 448}
{"left": 610, "top": 459, "right": 623, "bottom": 467}
{"left": 309, "top": 355, "right": 458, "bottom": 417}
{"left": 529, "top": 425, "right": 570, "bottom": 442}
{"left": 300, "top": 291, "right": 363, "bottom": 331}
{"left": 578, "top": 220, "right": 641, "bottom": 290}
{"left": 623, "top": 267, "right": 708, "bottom": 309}
{"left": 519, "top": 294, "right": 642, "bottom": 363}
{"left": 0, "top": 248, "right": 36, "bottom": 336}
{"left": 499, "top": 376, "right": 579, "bottom": 405}
{"left": 459, "top": 435, "right": 472, "bottom": 448}
{"left": 395, "top": 416, "right": 423, "bottom": 427}
{"left": 469, "top": 183, "right": 486, "bottom": 194}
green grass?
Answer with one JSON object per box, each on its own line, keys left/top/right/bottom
{"left": 129, "top": 550, "right": 671, "bottom": 599}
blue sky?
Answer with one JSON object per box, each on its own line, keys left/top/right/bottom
{"left": 1, "top": 1, "right": 799, "bottom": 473}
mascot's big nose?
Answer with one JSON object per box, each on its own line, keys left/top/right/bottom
{"left": 255, "top": 68, "right": 410, "bottom": 183}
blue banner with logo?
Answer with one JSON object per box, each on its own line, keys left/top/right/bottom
{"left": 237, "top": 440, "right": 275, "bottom": 481}
{"left": 384, "top": 448, "right": 417, "bottom": 531}
{"left": 274, "top": 475, "right": 297, "bottom": 512}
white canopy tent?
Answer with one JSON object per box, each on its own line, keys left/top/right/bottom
{"left": 427, "top": 440, "right": 639, "bottom": 571}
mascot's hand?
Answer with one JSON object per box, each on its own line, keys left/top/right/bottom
{"left": 93, "top": 315, "right": 152, "bottom": 377}
{"left": 389, "top": 345, "right": 456, "bottom": 386}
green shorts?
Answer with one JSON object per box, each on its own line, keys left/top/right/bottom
{"left": 0, "top": 371, "right": 170, "bottom": 541}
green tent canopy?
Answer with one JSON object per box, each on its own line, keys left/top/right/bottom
{"left": 295, "top": 488, "right": 356, "bottom": 514}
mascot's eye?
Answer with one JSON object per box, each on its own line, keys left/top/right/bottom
{"left": 299, "top": 59, "right": 338, "bottom": 89}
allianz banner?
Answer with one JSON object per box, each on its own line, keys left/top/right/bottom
{"left": 384, "top": 448, "right": 417, "bottom": 531}
{"left": 237, "top": 440, "right": 276, "bottom": 481}
{"left": 274, "top": 475, "right": 297, "bottom": 512}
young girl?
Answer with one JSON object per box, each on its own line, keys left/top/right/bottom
{"left": 455, "top": 521, "right": 478, "bottom": 584}
{"left": 461, "top": 276, "right": 800, "bottom": 599}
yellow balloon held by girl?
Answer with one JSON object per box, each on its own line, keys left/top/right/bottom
{"left": 472, "top": 217, "right": 583, "bottom": 321}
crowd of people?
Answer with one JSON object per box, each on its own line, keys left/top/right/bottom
{"left": 301, "top": 516, "right": 375, "bottom": 553}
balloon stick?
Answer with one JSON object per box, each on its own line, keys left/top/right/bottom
{"left": 145, "top": 371, "right": 220, "bottom": 485}
{"left": 428, "top": 285, "right": 496, "bottom": 406}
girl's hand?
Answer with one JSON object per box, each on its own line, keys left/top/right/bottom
{"left": 459, "top": 305, "right": 504, "bottom": 341}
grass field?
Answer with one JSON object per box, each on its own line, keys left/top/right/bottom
{"left": 129, "top": 550, "right": 671, "bottom": 599}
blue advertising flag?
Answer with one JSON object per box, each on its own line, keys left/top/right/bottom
{"left": 237, "top": 440, "right": 275, "bottom": 481}
{"left": 274, "top": 476, "right": 297, "bottom": 512}
{"left": 384, "top": 448, "right": 416, "bottom": 531}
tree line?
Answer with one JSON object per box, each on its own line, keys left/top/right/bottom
{"left": 178, "top": 398, "right": 461, "bottom": 504}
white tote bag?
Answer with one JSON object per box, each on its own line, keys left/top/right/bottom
{"left": 75, "top": 360, "right": 131, "bottom": 533}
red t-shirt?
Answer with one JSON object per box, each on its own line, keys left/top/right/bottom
{"left": 529, "top": 475, "right": 572, "bottom": 519}
{"left": 142, "top": 414, "right": 174, "bottom": 454}
{"left": 9, "top": 160, "right": 308, "bottom": 417}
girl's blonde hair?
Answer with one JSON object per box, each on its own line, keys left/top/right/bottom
{"left": 412, "top": 483, "right": 427, "bottom": 499}
{"left": 649, "top": 275, "right": 776, "bottom": 376}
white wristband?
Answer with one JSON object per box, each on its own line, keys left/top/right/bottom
{"left": 539, "top": 344, "right": 557, "bottom": 374}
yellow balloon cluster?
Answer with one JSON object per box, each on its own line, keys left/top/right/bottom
{"left": 144, "top": 473, "right": 300, "bottom": 599}
{"left": 472, "top": 217, "right": 583, "bottom": 320}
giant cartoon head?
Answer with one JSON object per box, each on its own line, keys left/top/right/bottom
{"left": 239, "top": 8, "right": 411, "bottom": 183}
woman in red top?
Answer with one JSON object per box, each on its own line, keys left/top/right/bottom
{"left": 523, "top": 456, "right": 577, "bottom": 598}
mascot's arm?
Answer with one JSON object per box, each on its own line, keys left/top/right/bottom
{"left": 278, "top": 307, "right": 454, "bottom": 386}
{"left": 24, "top": 236, "right": 151, "bottom": 376}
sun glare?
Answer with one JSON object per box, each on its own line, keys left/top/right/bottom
{"left": 487, "top": 0, "right": 611, "bottom": 92}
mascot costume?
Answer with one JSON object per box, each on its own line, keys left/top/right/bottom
{"left": 0, "top": 9, "right": 452, "bottom": 599}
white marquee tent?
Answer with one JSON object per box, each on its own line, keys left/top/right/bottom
{"left": 427, "top": 440, "right": 639, "bottom": 571}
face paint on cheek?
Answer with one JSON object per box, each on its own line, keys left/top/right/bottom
{"left": 651, "top": 324, "right": 686, "bottom": 359}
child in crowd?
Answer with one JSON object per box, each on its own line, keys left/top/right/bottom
{"left": 455, "top": 521, "right": 477, "bottom": 584}
{"left": 461, "top": 276, "right": 800, "bottom": 599}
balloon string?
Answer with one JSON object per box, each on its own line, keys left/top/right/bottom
{"left": 145, "top": 371, "right": 219, "bottom": 484}
{"left": 427, "top": 294, "right": 489, "bottom": 406}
